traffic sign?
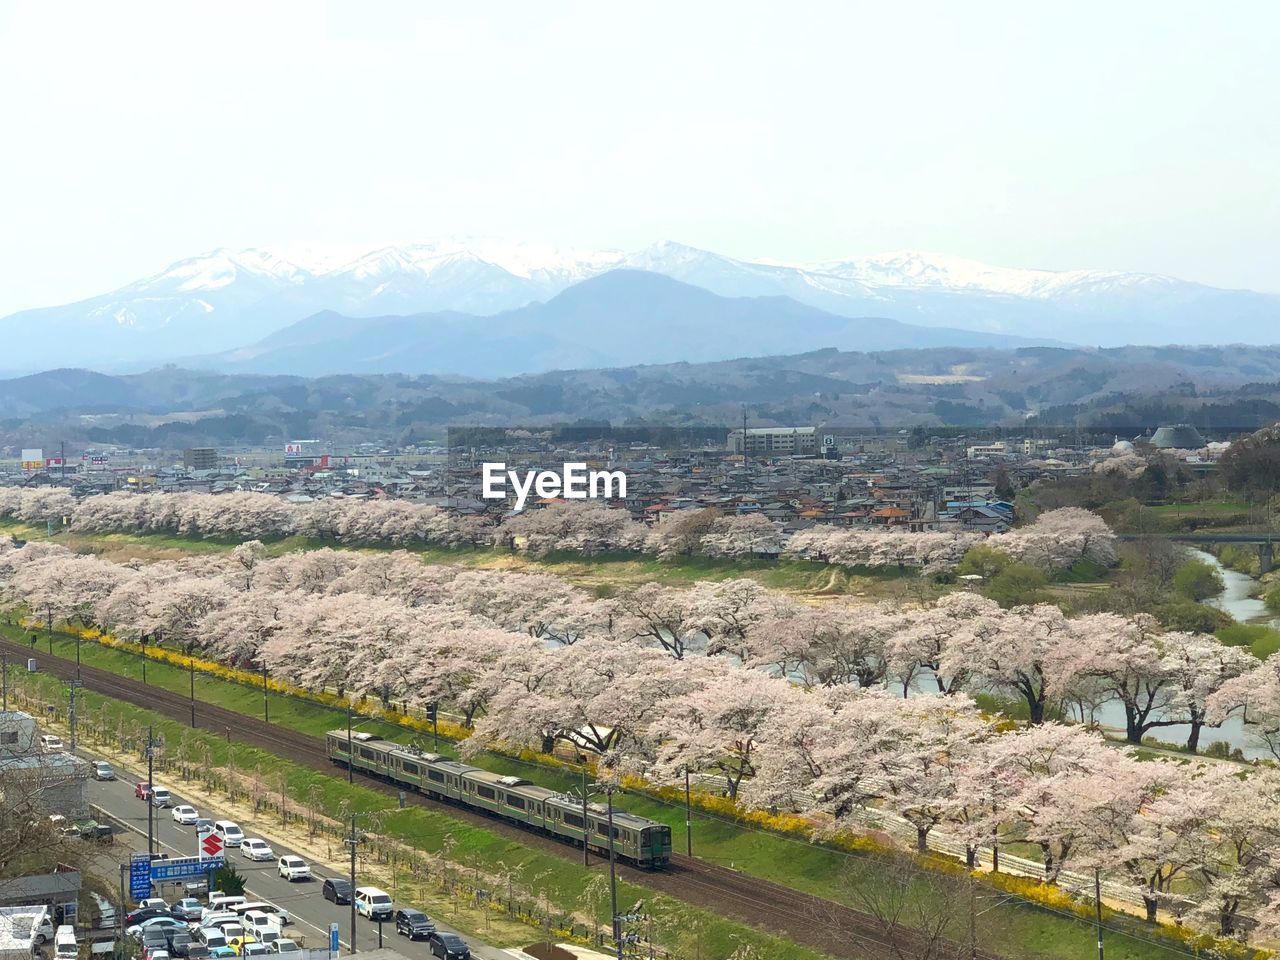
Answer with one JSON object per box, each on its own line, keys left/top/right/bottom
{"left": 129, "top": 854, "right": 151, "bottom": 900}
{"left": 152, "top": 856, "right": 224, "bottom": 881}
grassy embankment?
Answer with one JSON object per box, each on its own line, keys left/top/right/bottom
{"left": 5, "top": 620, "right": 1231, "bottom": 960}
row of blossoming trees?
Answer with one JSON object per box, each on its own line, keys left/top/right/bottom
{"left": 0, "top": 488, "right": 1116, "bottom": 573}
{"left": 1, "top": 535, "right": 1279, "bottom": 935}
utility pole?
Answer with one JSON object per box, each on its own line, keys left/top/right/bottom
{"left": 189, "top": 650, "right": 196, "bottom": 728}
{"left": 345, "top": 814, "right": 362, "bottom": 954}
{"left": 604, "top": 788, "right": 621, "bottom": 960}
{"left": 141, "top": 637, "right": 148, "bottom": 685}
{"left": 75, "top": 631, "right": 81, "bottom": 680}
{"left": 346, "top": 702, "right": 354, "bottom": 784}
{"left": 146, "top": 725, "right": 156, "bottom": 859}
{"left": 684, "top": 766, "right": 692, "bottom": 857}
{"left": 261, "top": 662, "right": 269, "bottom": 724}
{"left": 68, "top": 681, "right": 81, "bottom": 751}
{"left": 1094, "top": 868, "right": 1104, "bottom": 960}
{"left": 581, "top": 767, "right": 590, "bottom": 867}
{"left": 1, "top": 652, "right": 8, "bottom": 711}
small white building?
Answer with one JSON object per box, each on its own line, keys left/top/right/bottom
{"left": 0, "top": 904, "right": 49, "bottom": 960}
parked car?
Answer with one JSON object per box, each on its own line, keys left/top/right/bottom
{"left": 180, "top": 944, "right": 211, "bottom": 960}
{"left": 54, "top": 924, "right": 78, "bottom": 960}
{"left": 213, "top": 820, "right": 244, "bottom": 847}
{"left": 276, "top": 856, "right": 309, "bottom": 881}
{"left": 138, "top": 928, "right": 172, "bottom": 952}
{"left": 321, "top": 878, "right": 352, "bottom": 905}
{"left": 268, "top": 940, "right": 298, "bottom": 954}
{"left": 240, "top": 838, "right": 274, "bottom": 861}
{"left": 32, "top": 916, "right": 54, "bottom": 945}
{"left": 166, "top": 930, "right": 194, "bottom": 955}
{"left": 151, "top": 787, "right": 173, "bottom": 807}
{"left": 354, "top": 887, "right": 393, "bottom": 921}
{"left": 39, "top": 734, "right": 64, "bottom": 752}
{"left": 196, "top": 929, "right": 228, "bottom": 951}
{"left": 241, "top": 945, "right": 272, "bottom": 958}
{"left": 426, "top": 932, "right": 470, "bottom": 960}
{"left": 124, "top": 907, "right": 171, "bottom": 927}
{"left": 240, "top": 913, "right": 282, "bottom": 941}
{"left": 171, "top": 899, "right": 205, "bottom": 922}
{"left": 207, "top": 892, "right": 247, "bottom": 912}
{"left": 135, "top": 782, "right": 153, "bottom": 800}
{"left": 136, "top": 899, "right": 168, "bottom": 912}
{"left": 233, "top": 903, "right": 288, "bottom": 926}
{"left": 92, "top": 760, "right": 116, "bottom": 780}
{"left": 144, "top": 949, "right": 170, "bottom": 960}
{"left": 172, "top": 805, "right": 200, "bottom": 825}
{"left": 200, "top": 913, "right": 241, "bottom": 933}
{"left": 128, "top": 918, "right": 189, "bottom": 939}
{"left": 394, "top": 908, "right": 434, "bottom": 940}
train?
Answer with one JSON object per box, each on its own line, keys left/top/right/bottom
{"left": 325, "top": 730, "right": 673, "bottom": 868}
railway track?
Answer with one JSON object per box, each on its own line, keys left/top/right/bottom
{"left": 8, "top": 637, "right": 1001, "bottom": 960}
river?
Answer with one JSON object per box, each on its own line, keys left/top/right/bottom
{"left": 1086, "top": 548, "right": 1275, "bottom": 758}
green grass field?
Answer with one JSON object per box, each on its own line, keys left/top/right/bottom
{"left": 7, "top": 621, "right": 1221, "bottom": 960}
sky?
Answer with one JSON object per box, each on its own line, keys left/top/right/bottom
{"left": 0, "top": 0, "right": 1277, "bottom": 316}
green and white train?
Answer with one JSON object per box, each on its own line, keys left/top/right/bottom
{"left": 325, "top": 730, "right": 673, "bottom": 868}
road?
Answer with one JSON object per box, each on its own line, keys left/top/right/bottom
{"left": 83, "top": 758, "right": 512, "bottom": 960}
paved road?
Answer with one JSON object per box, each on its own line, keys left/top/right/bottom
{"left": 84, "top": 761, "right": 511, "bottom": 960}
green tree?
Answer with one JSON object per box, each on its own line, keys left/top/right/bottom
{"left": 955, "top": 544, "right": 1014, "bottom": 580}
{"left": 211, "top": 863, "right": 247, "bottom": 896}
{"left": 1171, "top": 559, "right": 1225, "bottom": 601}
{"left": 983, "top": 562, "right": 1048, "bottom": 607}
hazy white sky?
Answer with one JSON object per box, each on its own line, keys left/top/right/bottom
{"left": 1, "top": 0, "right": 1277, "bottom": 315}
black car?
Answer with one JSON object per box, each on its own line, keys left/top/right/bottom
{"left": 426, "top": 931, "right": 470, "bottom": 960}
{"left": 393, "top": 909, "right": 434, "bottom": 940}
{"left": 322, "top": 878, "right": 353, "bottom": 905}
{"left": 184, "top": 947, "right": 211, "bottom": 960}
{"left": 140, "top": 929, "right": 170, "bottom": 953}
{"left": 167, "top": 930, "right": 195, "bottom": 955}
{"left": 126, "top": 907, "right": 172, "bottom": 926}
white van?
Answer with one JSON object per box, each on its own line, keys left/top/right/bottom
{"left": 213, "top": 820, "right": 244, "bottom": 847}
{"left": 54, "top": 924, "right": 78, "bottom": 960}
{"left": 242, "top": 911, "right": 283, "bottom": 939}
{"left": 353, "top": 886, "right": 393, "bottom": 920}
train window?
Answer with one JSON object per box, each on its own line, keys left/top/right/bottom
{"left": 562, "top": 812, "right": 584, "bottom": 828}
{"left": 476, "top": 786, "right": 496, "bottom": 801}
{"left": 595, "top": 822, "right": 619, "bottom": 839}
{"left": 427, "top": 770, "right": 445, "bottom": 784}
{"left": 358, "top": 747, "right": 378, "bottom": 761}
{"left": 333, "top": 739, "right": 350, "bottom": 753}
{"left": 401, "top": 760, "right": 420, "bottom": 776}
{"left": 505, "top": 794, "right": 525, "bottom": 810}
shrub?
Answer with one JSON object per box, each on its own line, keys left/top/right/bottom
{"left": 1172, "top": 559, "right": 1225, "bottom": 601}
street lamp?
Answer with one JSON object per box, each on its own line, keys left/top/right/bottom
{"left": 344, "top": 813, "right": 373, "bottom": 954}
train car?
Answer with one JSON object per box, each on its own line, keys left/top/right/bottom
{"left": 324, "top": 730, "right": 672, "bottom": 868}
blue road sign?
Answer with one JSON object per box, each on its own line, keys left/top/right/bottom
{"left": 151, "top": 856, "right": 224, "bottom": 881}
{"left": 329, "top": 923, "right": 339, "bottom": 952}
{"left": 129, "top": 854, "right": 151, "bottom": 900}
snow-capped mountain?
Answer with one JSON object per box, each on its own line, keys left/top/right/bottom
{"left": 1, "top": 239, "right": 1276, "bottom": 374}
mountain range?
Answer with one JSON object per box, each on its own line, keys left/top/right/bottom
{"left": 2, "top": 240, "right": 1278, "bottom": 376}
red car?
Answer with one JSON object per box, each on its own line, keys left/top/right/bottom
{"left": 135, "top": 782, "right": 153, "bottom": 801}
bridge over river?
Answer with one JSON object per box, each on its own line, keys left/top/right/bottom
{"left": 1119, "top": 532, "right": 1275, "bottom": 573}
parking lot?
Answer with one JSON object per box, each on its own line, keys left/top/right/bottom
{"left": 86, "top": 760, "right": 506, "bottom": 960}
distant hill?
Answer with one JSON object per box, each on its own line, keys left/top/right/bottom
{"left": 194, "top": 270, "right": 1057, "bottom": 377}
{"left": 2, "top": 342, "right": 1280, "bottom": 450}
